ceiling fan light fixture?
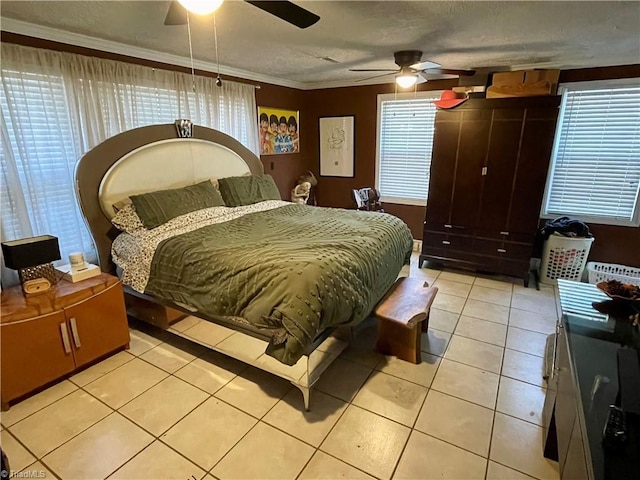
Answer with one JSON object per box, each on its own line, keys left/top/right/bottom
{"left": 178, "top": 0, "right": 224, "bottom": 15}
{"left": 396, "top": 73, "right": 418, "bottom": 89}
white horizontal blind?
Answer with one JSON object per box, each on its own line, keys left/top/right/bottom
{"left": 545, "top": 84, "right": 640, "bottom": 224}
{"left": 1, "top": 70, "right": 96, "bottom": 261}
{"left": 378, "top": 94, "right": 439, "bottom": 204}
{"left": 1, "top": 44, "right": 258, "bottom": 281}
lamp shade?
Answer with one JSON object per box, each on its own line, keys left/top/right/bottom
{"left": 1, "top": 235, "right": 61, "bottom": 270}
{"left": 396, "top": 74, "right": 418, "bottom": 89}
{"left": 178, "top": 0, "right": 224, "bottom": 15}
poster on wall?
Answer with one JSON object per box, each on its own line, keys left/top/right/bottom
{"left": 258, "top": 107, "right": 299, "bottom": 155}
{"left": 319, "top": 115, "right": 355, "bottom": 177}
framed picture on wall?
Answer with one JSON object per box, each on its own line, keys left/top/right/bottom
{"left": 319, "top": 115, "right": 355, "bottom": 177}
{"left": 258, "top": 107, "right": 299, "bottom": 155}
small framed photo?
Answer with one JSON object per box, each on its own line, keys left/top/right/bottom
{"left": 319, "top": 115, "right": 355, "bottom": 177}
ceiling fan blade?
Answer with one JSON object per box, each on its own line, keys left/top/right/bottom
{"left": 355, "top": 72, "right": 395, "bottom": 82}
{"left": 244, "top": 1, "right": 320, "bottom": 29}
{"left": 425, "top": 68, "right": 477, "bottom": 76}
{"left": 164, "top": 0, "right": 187, "bottom": 25}
{"left": 410, "top": 60, "right": 441, "bottom": 71}
{"left": 349, "top": 69, "right": 399, "bottom": 72}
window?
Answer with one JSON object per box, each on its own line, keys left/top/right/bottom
{"left": 376, "top": 92, "right": 441, "bottom": 206}
{"left": 543, "top": 80, "right": 640, "bottom": 226}
{"left": 1, "top": 70, "right": 96, "bottom": 262}
{"left": 1, "top": 44, "right": 258, "bottom": 275}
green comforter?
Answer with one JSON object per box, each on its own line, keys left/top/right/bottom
{"left": 146, "top": 204, "right": 413, "bottom": 365}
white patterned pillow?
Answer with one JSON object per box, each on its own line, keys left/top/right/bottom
{"left": 111, "top": 204, "right": 146, "bottom": 233}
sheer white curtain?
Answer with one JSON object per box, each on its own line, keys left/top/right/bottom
{"left": 1, "top": 43, "right": 258, "bottom": 284}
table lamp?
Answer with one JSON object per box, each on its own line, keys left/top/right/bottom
{"left": 1, "top": 235, "right": 61, "bottom": 294}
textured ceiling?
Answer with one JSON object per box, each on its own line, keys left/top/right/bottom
{"left": 1, "top": 1, "right": 639, "bottom": 88}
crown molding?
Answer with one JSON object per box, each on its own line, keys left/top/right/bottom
{"left": 0, "top": 17, "right": 406, "bottom": 91}
{"left": 0, "top": 17, "right": 308, "bottom": 90}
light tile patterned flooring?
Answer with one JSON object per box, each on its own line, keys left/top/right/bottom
{"left": 1, "top": 254, "right": 561, "bottom": 480}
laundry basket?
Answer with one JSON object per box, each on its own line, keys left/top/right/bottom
{"left": 586, "top": 262, "right": 640, "bottom": 287}
{"left": 539, "top": 233, "right": 594, "bottom": 285}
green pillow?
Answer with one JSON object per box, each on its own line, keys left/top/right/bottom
{"left": 218, "top": 175, "right": 282, "bottom": 207}
{"left": 131, "top": 180, "right": 225, "bottom": 229}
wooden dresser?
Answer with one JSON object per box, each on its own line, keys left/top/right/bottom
{"left": 1, "top": 273, "right": 130, "bottom": 410}
{"left": 420, "top": 96, "right": 561, "bottom": 284}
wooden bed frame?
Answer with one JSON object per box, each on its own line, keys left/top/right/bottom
{"left": 75, "top": 123, "right": 348, "bottom": 410}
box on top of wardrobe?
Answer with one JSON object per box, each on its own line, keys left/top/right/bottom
{"left": 487, "top": 69, "right": 560, "bottom": 98}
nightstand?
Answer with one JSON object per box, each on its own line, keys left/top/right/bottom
{"left": 1, "top": 273, "right": 130, "bottom": 410}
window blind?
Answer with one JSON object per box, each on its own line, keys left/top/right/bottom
{"left": 544, "top": 85, "right": 640, "bottom": 224}
{"left": 1, "top": 71, "right": 96, "bottom": 260}
{"left": 377, "top": 95, "right": 439, "bottom": 204}
{"left": 1, "top": 44, "right": 258, "bottom": 276}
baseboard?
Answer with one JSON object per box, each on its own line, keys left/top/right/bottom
{"left": 412, "top": 239, "right": 423, "bottom": 252}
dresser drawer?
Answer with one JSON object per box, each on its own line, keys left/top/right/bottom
{"left": 504, "top": 232, "right": 536, "bottom": 244}
{"left": 500, "top": 242, "right": 534, "bottom": 260}
{"left": 446, "top": 234, "right": 475, "bottom": 252}
{"left": 476, "top": 229, "right": 536, "bottom": 244}
{"left": 474, "top": 238, "right": 504, "bottom": 256}
{"left": 423, "top": 231, "right": 448, "bottom": 248}
{"left": 424, "top": 220, "right": 469, "bottom": 234}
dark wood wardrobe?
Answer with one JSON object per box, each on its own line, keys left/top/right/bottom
{"left": 419, "top": 96, "right": 561, "bottom": 285}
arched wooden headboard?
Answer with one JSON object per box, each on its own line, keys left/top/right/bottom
{"left": 75, "top": 124, "right": 263, "bottom": 272}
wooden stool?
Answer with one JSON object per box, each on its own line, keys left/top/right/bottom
{"left": 375, "top": 277, "right": 438, "bottom": 364}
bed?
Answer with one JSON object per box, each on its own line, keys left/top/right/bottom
{"left": 76, "top": 123, "right": 413, "bottom": 409}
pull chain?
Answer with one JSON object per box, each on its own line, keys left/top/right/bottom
{"left": 213, "top": 14, "right": 222, "bottom": 86}
{"left": 186, "top": 11, "right": 196, "bottom": 94}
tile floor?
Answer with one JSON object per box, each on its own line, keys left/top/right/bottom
{"left": 1, "top": 253, "right": 560, "bottom": 480}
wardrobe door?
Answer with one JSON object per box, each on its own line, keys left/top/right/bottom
{"left": 508, "top": 107, "right": 560, "bottom": 234}
{"left": 477, "top": 109, "right": 524, "bottom": 238}
{"left": 424, "top": 114, "right": 460, "bottom": 232}
{"left": 449, "top": 109, "right": 491, "bottom": 232}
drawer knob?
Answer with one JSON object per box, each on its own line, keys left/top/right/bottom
{"left": 500, "top": 231, "right": 509, "bottom": 236}
{"left": 442, "top": 241, "right": 451, "bottom": 245}
{"left": 497, "top": 248, "right": 507, "bottom": 253}
{"left": 444, "top": 224, "right": 452, "bottom": 228}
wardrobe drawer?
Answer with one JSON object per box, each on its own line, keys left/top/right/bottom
{"left": 475, "top": 229, "right": 503, "bottom": 240}
{"left": 423, "top": 232, "right": 474, "bottom": 255}
{"left": 504, "top": 232, "right": 536, "bottom": 244}
{"left": 423, "top": 231, "right": 449, "bottom": 248}
{"left": 500, "top": 242, "right": 534, "bottom": 260}
{"left": 424, "top": 220, "right": 468, "bottom": 234}
{"left": 476, "top": 230, "right": 535, "bottom": 244}
{"left": 447, "top": 234, "right": 475, "bottom": 251}
{"left": 474, "top": 238, "right": 504, "bottom": 256}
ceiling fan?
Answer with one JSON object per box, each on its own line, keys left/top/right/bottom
{"left": 164, "top": 0, "right": 320, "bottom": 29}
{"left": 350, "top": 50, "right": 476, "bottom": 88}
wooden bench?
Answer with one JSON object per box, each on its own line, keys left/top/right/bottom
{"left": 375, "top": 277, "right": 438, "bottom": 364}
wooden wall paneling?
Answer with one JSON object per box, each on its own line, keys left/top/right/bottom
{"left": 577, "top": 223, "right": 640, "bottom": 267}
{"left": 382, "top": 203, "right": 426, "bottom": 240}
